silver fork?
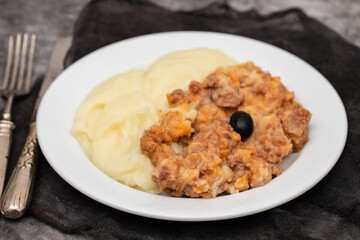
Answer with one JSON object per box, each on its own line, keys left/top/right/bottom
{"left": 0, "top": 33, "right": 36, "bottom": 199}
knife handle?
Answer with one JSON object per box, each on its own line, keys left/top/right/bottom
{"left": 0, "top": 119, "right": 15, "bottom": 199}
{"left": 0, "top": 122, "right": 39, "bottom": 219}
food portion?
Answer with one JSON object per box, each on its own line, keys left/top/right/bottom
{"left": 71, "top": 48, "right": 237, "bottom": 193}
{"left": 72, "top": 47, "right": 311, "bottom": 197}
{"left": 140, "top": 62, "right": 311, "bottom": 198}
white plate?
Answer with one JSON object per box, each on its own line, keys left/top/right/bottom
{"left": 37, "top": 31, "right": 347, "bottom": 221}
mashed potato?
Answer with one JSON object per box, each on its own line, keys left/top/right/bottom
{"left": 71, "top": 48, "right": 237, "bottom": 193}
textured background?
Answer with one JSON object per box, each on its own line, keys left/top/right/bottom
{"left": 0, "top": 0, "right": 359, "bottom": 85}
{"left": 0, "top": 0, "right": 359, "bottom": 239}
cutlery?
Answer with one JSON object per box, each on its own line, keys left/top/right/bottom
{"left": 0, "top": 33, "right": 36, "bottom": 199}
{"left": 0, "top": 37, "right": 71, "bottom": 219}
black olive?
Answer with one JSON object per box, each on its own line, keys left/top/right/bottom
{"left": 229, "top": 111, "right": 254, "bottom": 140}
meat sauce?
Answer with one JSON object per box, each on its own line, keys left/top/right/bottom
{"left": 140, "top": 62, "right": 311, "bottom": 198}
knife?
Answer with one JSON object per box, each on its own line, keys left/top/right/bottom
{"left": 0, "top": 37, "right": 72, "bottom": 219}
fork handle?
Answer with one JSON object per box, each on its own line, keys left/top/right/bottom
{"left": 0, "top": 119, "right": 15, "bottom": 199}
{"left": 0, "top": 122, "right": 38, "bottom": 219}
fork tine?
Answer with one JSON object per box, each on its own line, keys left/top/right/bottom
{"left": 24, "top": 34, "right": 36, "bottom": 93}
{"left": 16, "top": 33, "right": 28, "bottom": 91}
{"left": 2, "top": 35, "right": 14, "bottom": 91}
{"left": 8, "top": 33, "right": 22, "bottom": 92}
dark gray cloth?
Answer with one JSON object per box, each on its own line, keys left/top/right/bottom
{"left": 3, "top": 0, "right": 360, "bottom": 239}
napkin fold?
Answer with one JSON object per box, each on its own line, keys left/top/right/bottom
{"left": 2, "top": 0, "right": 359, "bottom": 239}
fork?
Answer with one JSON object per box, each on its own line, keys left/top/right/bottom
{"left": 0, "top": 33, "right": 36, "bottom": 199}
